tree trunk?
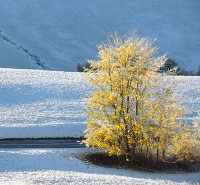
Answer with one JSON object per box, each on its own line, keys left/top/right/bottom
{"left": 156, "top": 143, "right": 159, "bottom": 163}
{"left": 146, "top": 146, "right": 149, "bottom": 158}
{"left": 162, "top": 149, "right": 165, "bottom": 161}
{"left": 157, "top": 148, "right": 159, "bottom": 163}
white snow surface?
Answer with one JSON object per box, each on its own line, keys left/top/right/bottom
{"left": 0, "top": 0, "right": 199, "bottom": 72}
{"left": 0, "top": 68, "right": 199, "bottom": 139}
{"left": 0, "top": 68, "right": 92, "bottom": 138}
{"left": 0, "top": 148, "right": 199, "bottom": 185}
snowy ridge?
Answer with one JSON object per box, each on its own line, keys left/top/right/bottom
{"left": 0, "top": 68, "right": 199, "bottom": 139}
{"left": 0, "top": 0, "right": 199, "bottom": 71}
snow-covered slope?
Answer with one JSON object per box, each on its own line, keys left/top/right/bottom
{"left": 0, "top": 37, "right": 40, "bottom": 70}
{"left": 0, "top": 68, "right": 92, "bottom": 138}
{"left": 0, "top": 0, "right": 199, "bottom": 72}
{"left": 0, "top": 148, "right": 199, "bottom": 185}
{"left": 0, "top": 68, "right": 199, "bottom": 139}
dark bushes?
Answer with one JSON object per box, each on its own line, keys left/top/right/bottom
{"left": 158, "top": 58, "right": 196, "bottom": 76}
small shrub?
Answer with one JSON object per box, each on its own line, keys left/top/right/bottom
{"left": 197, "top": 65, "right": 200, "bottom": 76}
{"left": 159, "top": 58, "right": 178, "bottom": 73}
{"left": 159, "top": 58, "right": 196, "bottom": 76}
{"left": 77, "top": 62, "right": 91, "bottom": 72}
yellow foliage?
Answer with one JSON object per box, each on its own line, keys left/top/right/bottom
{"left": 83, "top": 31, "right": 199, "bottom": 163}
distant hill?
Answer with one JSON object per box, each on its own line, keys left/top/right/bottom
{"left": 0, "top": 0, "right": 199, "bottom": 72}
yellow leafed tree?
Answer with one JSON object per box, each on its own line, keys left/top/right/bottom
{"left": 84, "top": 32, "right": 200, "bottom": 162}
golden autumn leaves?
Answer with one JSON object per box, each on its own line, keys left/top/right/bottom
{"left": 83, "top": 32, "right": 199, "bottom": 163}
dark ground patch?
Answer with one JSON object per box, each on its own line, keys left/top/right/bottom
{"left": 82, "top": 151, "right": 200, "bottom": 173}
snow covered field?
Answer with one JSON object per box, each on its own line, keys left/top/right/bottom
{"left": 0, "top": 68, "right": 92, "bottom": 138}
{"left": 0, "top": 68, "right": 199, "bottom": 139}
{"left": 0, "top": 148, "right": 199, "bottom": 185}
{"left": 0, "top": 0, "right": 199, "bottom": 72}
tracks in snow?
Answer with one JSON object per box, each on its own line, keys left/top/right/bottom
{"left": 0, "top": 29, "right": 51, "bottom": 70}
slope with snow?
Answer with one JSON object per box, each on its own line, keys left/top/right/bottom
{"left": 0, "top": 37, "right": 40, "bottom": 70}
{"left": 0, "top": 148, "right": 199, "bottom": 185}
{"left": 0, "top": 68, "right": 199, "bottom": 139}
{"left": 0, "top": 68, "right": 92, "bottom": 138}
{"left": 0, "top": 0, "right": 199, "bottom": 71}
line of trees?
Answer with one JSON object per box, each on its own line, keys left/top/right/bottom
{"left": 84, "top": 32, "right": 200, "bottom": 163}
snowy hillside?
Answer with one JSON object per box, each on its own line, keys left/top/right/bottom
{"left": 0, "top": 148, "right": 200, "bottom": 184}
{"left": 0, "top": 68, "right": 199, "bottom": 139}
{"left": 0, "top": 0, "right": 199, "bottom": 72}
{"left": 0, "top": 68, "right": 92, "bottom": 138}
